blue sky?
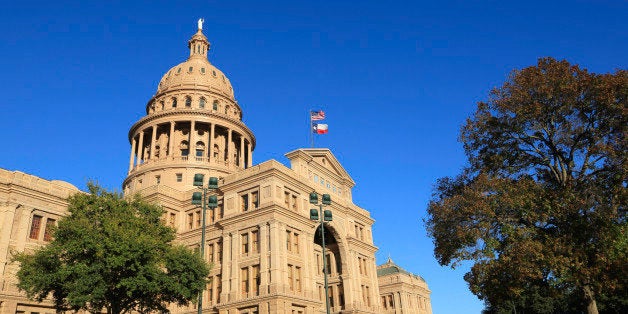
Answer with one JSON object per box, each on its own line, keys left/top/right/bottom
{"left": 1, "top": 1, "right": 626, "bottom": 313}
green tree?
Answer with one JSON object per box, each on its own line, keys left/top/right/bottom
{"left": 13, "top": 184, "right": 210, "bottom": 314}
{"left": 426, "top": 58, "right": 627, "bottom": 314}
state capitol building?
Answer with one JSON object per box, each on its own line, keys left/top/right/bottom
{"left": 0, "top": 23, "right": 432, "bottom": 314}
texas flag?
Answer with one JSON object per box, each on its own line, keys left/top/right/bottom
{"left": 312, "top": 123, "right": 328, "bottom": 134}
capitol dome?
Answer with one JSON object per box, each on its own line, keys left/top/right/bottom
{"left": 125, "top": 23, "right": 255, "bottom": 194}
{"left": 155, "top": 29, "right": 235, "bottom": 100}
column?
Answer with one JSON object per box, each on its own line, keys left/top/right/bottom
{"left": 369, "top": 257, "right": 379, "bottom": 304}
{"left": 301, "top": 231, "right": 313, "bottom": 299}
{"left": 190, "top": 120, "right": 196, "bottom": 159}
{"left": 279, "top": 223, "right": 288, "bottom": 293}
{"left": 136, "top": 130, "right": 144, "bottom": 166}
{"left": 394, "top": 292, "right": 402, "bottom": 314}
{"left": 259, "top": 223, "right": 269, "bottom": 295}
{"left": 208, "top": 123, "right": 214, "bottom": 160}
{"left": 208, "top": 123, "right": 218, "bottom": 161}
{"left": 226, "top": 129, "right": 232, "bottom": 165}
{"left": 343, "top": 250, "right": 356, "bottom": 308}
{"left": 333, "top": 285, "right": 340, "bottom": 311}
{"left": 230, "top": 231, "right": 240, "bottom": 301}
{"left": 169, "top": 121, "right": 175, "bottom": 158}
{"left": 401, "top": 293, "right": 410, "bottom": 314}
{"left": 128, "top": 136, "right": 136, "bottom": 172}
{"left": 247, "top": 141, "right": 252, "bottom": 167}
{"left": 239, "top": 135, "right": 244, "bottom": 168}
{"left": 220, "top": 234, "right": 232, "bottom": 303}
{"left": 269, "top": 221, "right": 281, "bottom": 293}
{"left": 150, "top": 125, "right": 157, "bottom": 160}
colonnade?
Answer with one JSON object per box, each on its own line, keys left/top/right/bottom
{"left": 128, "top": 120, "right": 252, "bottom": 173}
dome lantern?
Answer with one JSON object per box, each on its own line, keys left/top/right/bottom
{"left": 188, "top": 24, "right": 210, "bottom": 60}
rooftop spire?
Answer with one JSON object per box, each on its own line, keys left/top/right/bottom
{"left": 188, "top": 19, "right": 210, "bottom": 59}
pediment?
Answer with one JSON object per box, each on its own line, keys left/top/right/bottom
{"left": 285, "top": 148, "right": 355, "bottom": 186}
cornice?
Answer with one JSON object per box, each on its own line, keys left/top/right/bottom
{"left": 346, "top": 236, "right": 378, "bottom": 253}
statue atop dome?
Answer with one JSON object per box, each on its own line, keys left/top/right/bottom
{"left": 198, "top": 18, "right": 204, "bottom": 30}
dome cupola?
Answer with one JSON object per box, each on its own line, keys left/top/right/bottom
{"left": 123, "top": 20, "right": 255, "bottom": 195}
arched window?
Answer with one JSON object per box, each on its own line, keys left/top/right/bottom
{"left": 199, "top": 97, "right": 206, "bottom": 108}
{"left": 213, "top": 144, "right": 220, "bottom": 159}
{"left": 172, "top": 98, "right": 177, "bottom": 108}
{"left": 185, "top": 96, "right": 192, "bottom": 108}
{"left": 196, "top": 141, "right": 205, "bottom": 157}
{"left": 180, "top": 140, "right": 189, "bottom": 156}
{"left": 213, "top": 100, "right": 219, "bottom": 111}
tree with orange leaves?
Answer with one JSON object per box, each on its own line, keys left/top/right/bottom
{"left": 427, "top": 58, "right": 626, "bottom": 314}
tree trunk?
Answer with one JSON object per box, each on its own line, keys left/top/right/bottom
{"left": 583, "top": 285, "right": 599, "bottom": 314}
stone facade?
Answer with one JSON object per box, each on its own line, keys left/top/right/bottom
{"left": 0, "top": 169, "right": 79, "bottom": 314}
{"left": 377, "top": 258, "right": 433, "bottom": 314}
{"left": 0, "top": 23, "right": 432, "bottom": 314}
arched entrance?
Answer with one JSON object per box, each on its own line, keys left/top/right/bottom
{"left": 313, "top": 224, "right": 345, "bottom": 311}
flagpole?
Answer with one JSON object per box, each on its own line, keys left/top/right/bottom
{"left": 310, "top": 109, "right": 314, "bottom": 148}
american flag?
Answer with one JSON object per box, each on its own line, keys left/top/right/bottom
{"left": 311, "top": 110, "right": 325, "bottom": 121}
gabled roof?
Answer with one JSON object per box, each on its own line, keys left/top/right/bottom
{"left": 285, "top": 148, "right": 355, "bottom": 186}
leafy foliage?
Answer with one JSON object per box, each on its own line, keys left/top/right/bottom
{"left": 13, "top": 183, "right": 210, "bottom": 314}
{"left": 426, "top": 58, "right": 627, "bottom": 314}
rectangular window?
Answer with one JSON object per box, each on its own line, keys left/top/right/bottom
{"left": 252, "top": 265, "right": 260, "bottom": 296}
{"left": 317, "top": 254, "right": 321, "bottom": 275}
{"left": 196, "top": 210, "right": 201, "bottom": 228}
{"left": 295, "top": 266, "right": 301, "bottom": 292}
{"left": 286, "top": 230, "right": 292, "bottom": 251}
{"left": 29, "top": 215, "right": 42, "bottom": 239}
{"left": 291, "top": 195, "right": 298, "bottom": 210}
{"left": 155, "top": 175, "right": 161, "bottom": 184}
{"left": 293, "top": 232, "right": 299, "bottom": 253}
{"left": 288, "top": 264, "right": 294, "bottom": 291}
{"left": 208, "top": 244, "right": 215, "bottom": 262}
{"left": 169, "top": 213, "right": 176, "bottom": 227}
{"left": 188, "top": 213, "right": 194, "bottom": 230}
{"left": 241, "top": 268, "right": 249, "bottom": 295}
{"left": 284, "top": 192, "right": 290, "bottom": 208}
{"left": 241, "top": 194, "right": 249, "bottom": 211}
{"left": 339, "top": 288, "right": 345, "bottom": 308}
{"left": 328, "top": 286, "right": 334, "bottom": 307}
{"left": 208, "top": 208, "right": 215, "bottom": 224}
{"left": 217, "top": 241, "right": 222, "bottom": 262}
{"left": 252, "top": 230, "right": 259, "bottom": 253}
{"left": 216, "top": 275, "right": 222, "bottom": 303}
{"left": 251, "top": 191, "right": 259, "bottom": 209}
{"left": 43, "top": 218, "right": 56, "bottom": 241}
{"left": 176, "top": 173, "right": 183, "bottom": 182}
{"left": 208, "top": 282, "right": 213, "bottom": 304}
{"left": 325, "top": 254, "right": 332, "bottom": 275}
{"left": 241, "top": 233, "right": 249, "bottom": 254}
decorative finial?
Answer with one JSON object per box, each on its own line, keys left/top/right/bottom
{"left": 197, "top": 18, "right": 204, "bottom": 30}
